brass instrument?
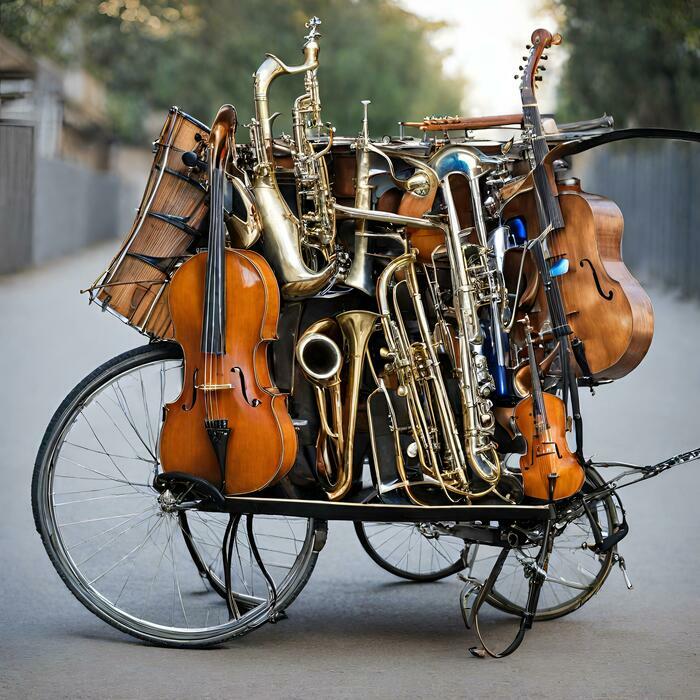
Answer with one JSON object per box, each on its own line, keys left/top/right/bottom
{"left": 296, "top": 310, "right": 378, "bottom": 501}
{"left": 371, "top": 147, "right": 510, "bottom": 502}
{"left": 343, "top": 100, "right": 374, "bottom": 295}
{"left": 250, "top": 17, "right": 338, "bottom": 299}
{"left": 376, "top": 250, "right": 501, "bottom": 502}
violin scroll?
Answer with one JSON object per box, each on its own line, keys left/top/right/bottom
{"left": 520, "top": 28, "right": 562, "bottom": 97}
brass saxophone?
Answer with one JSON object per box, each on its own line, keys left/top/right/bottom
{"left": 250, "top": 17, "right": 338, "bottom": 299}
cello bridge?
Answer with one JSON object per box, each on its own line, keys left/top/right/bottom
{"left": 196, "top": 383, "right": 233, "bottom": 391}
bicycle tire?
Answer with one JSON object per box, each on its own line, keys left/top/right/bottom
{"left": 32, "top": 342, "right": 323, "bottom": 647}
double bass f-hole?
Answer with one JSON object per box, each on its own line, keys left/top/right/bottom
{"left": 232, "top": 366, "right": 261, "bottom": 407}
{"left": 580, "top": 258, "right": 614, "bottom": 301}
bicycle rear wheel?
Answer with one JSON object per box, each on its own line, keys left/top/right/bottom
{"left": 32, "top": 343, "right": 323, "bottom": 647}
{"left": 354, "top": 519, "right": 469, "bottom": 582}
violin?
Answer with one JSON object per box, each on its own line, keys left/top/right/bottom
{"left": 159, "top": 105, "right": 297, "bottom": 495}
{"left": 513, "top": 317, "right": 584, "bottom": 501}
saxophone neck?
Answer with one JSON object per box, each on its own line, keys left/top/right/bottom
{"left": 253, "top": 19, "right": 322, "bottom": 161}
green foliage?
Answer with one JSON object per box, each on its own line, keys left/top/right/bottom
{"left": 1, "top": 0, "right": 463, "bottom": 141}
{"left": 552, "top": 0, "right": 700, "bottom": 129}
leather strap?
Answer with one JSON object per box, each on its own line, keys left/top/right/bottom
{"left": 545, "top": 127, "right": 700, "bottom": 163}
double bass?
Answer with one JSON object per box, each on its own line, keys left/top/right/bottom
{"left": 507, "top": 29, "right": 654, "bottom": 381}
{"left": 159, "top": 105, "right": 297, "bottom": 495}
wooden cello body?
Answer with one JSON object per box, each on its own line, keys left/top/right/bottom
{"left": 159, "top": 248, "right": 297, "bottom": 495}
{"left": 159, "top": 104, "right": 297, "bottom": 495}
{"left": 505, "top": 178, "right": 654, "bottom": 380}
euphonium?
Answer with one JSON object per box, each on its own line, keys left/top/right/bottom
{"left": 250, "top": 17, "right": 337, "bottom": 299}
{"left": 374, "top": 149, "right": 506, "bottom": 501}
{"left": 296, "top": 310, "right": 378, "bottom": 500}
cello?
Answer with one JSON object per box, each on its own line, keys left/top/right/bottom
{"left": 159, "top": 105, "right": 297, "bottom": 495}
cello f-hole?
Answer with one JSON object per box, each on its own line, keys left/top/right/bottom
{"left": 232, "top": 366, "right": 261, "bottom": 407}
{"left": 182, "top": 368, "right": 198, "bottom": 411}
{"left": 580, "top": 258, "right": 614, "bottom": 300}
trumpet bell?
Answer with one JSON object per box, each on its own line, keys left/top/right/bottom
{"left": 296, "top": 310, "right": 378, "bottom": 501}
{"left": 296, "top": 332, "right": 343, "bottom": 384}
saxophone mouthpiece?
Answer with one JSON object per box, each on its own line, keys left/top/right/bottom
{"left": 305, "top": 16, "right": 322, "bottom": 42}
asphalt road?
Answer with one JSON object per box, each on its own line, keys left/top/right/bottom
{"left": 1, "top": 243, "right": 699, "bottom": 699}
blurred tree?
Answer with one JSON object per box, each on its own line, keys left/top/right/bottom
{"left": 1, "top": 0, "right": 463, "bottom": 141}
{"left": 551, "top": 0, "right": 700, "bottom": 129}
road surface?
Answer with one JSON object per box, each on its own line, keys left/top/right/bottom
{"left": 1, "top": 243, "right": 698, "bottom": 699}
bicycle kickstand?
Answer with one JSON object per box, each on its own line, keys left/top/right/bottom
{"left": 460, "top": 476, "right": 558, "bottom": 658}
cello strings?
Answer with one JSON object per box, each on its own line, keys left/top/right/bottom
{"left": 215, "top": 177, "right": 223, "bottom": 422}
{"left": 204, "top": 153, "right": 216, "bottom": 424}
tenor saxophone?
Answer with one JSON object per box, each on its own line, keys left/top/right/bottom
{"left": 249, "top": 17, "right": 338, "bottom": 299}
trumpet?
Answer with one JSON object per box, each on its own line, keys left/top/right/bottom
{"left": 296, "top": 310, "right": 378, "bottom": 501}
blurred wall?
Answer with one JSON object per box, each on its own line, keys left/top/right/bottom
{"left": 571, "top": 141, "right": 700, "bottom": 300}
{"left": 0, "top": 36, "right": 144, "bottom": 274}
{"left": 32, "top": 159, "right": 123, "bottom": 265}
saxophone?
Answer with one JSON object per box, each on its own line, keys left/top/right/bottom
{"left": 249, "top": 17, "right": 338, "bottom": 299}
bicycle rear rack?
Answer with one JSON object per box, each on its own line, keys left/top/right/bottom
{"left": 221, "top": 495, "right": 554, "bottom": 524}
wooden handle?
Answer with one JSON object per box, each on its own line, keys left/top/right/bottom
{"left": 402, "top": 113, "right": 523, "bottom": 131}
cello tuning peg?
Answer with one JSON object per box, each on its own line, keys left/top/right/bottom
{"left": 514, "top": 74, "right": 520, "bottom": 80}
{"left": 519, "top": 65, "right": 523, "bottom": 70}
{"left": 522, "top": 56, "right": 528, "bottom": 61}
{"left": 526, "top": 44, "right": 531, "bottom": 49}
{"left": 539, "top": 66, "right": 546, "bottom": 71}
{"left": 541, "top": 54, "right": 549, "bottom": 60}
{"left": 535, "top": 76, "right": 543, "bottom": 82}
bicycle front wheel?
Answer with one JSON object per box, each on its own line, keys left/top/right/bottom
{"left": 32, "top": 343, "right": 323, "bottom": 647}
